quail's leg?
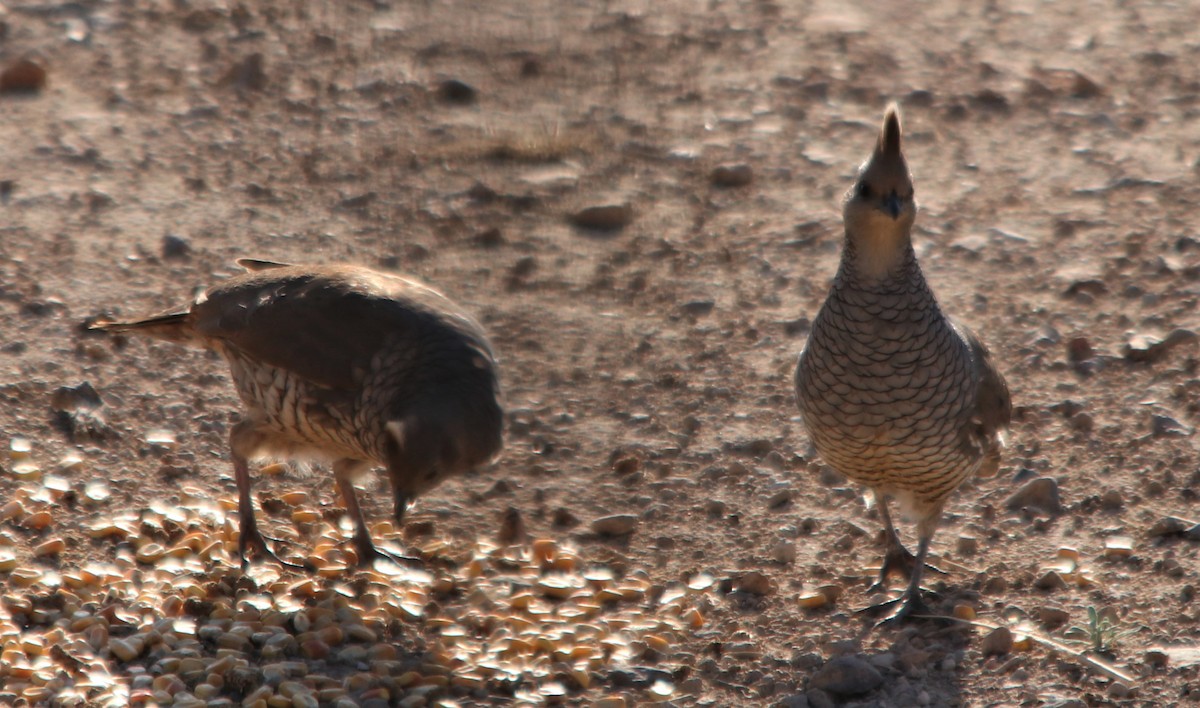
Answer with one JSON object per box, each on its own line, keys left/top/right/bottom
{"left": 230, "top": 421, "right": 307, "bottom": 570}
{"left": 394, "top": 492, "right": 409, "bottom": 527}
{"left": 233, "top": 453, "right": 307, "bottom": 570}
{"left": 333, "top": 459, "right": 417, "bottom": 567}
{"left": 867, "top": 495, "right": 945, "bottom": 593}
{"left": 866, "top": 511, "right": 944, "bottom": 625}
{"left": 872, "top": 532, "right": 935, "bottom": 625}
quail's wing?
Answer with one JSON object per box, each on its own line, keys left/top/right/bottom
{"left": 950, "top": 318, "right": 1011, "bottom": 476}
{"left": 190, "top": 265, "right": 487, "bottom": 392}
{"left": 951, "top": 319, "right": 1011, "bottom": 431}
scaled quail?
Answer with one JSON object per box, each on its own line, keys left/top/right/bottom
{"left": 794, "top": 106, "right": 1011, "bottom": 622}
{"left": 93, "top": 259, "right": 504, "bottom": 569}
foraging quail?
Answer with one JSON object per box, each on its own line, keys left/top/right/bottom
{"left": 93, "top": 259, "right": 504, "bottom": 569}
{"left": 794, "top": 106, "right": 1011, "bottom": 622}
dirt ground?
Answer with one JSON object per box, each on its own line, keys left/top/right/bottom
{"left": 2, "top": 0, "right": 1200, "bottom": 705}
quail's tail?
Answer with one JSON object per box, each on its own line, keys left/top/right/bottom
{"left": 89, "top": 311, "right": 195, "bottom": 343}
{"left": 236, "top": 257, "right": 293, "bottom": 272}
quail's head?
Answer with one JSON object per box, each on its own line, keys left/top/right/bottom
{"left": 843, "top": 104, "right": 918, "bottom": 252}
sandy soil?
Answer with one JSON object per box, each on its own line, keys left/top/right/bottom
{"left": 2, "top": 0, "right": 1200, "bottom": 705}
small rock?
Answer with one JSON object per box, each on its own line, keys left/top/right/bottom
{"left": 1064, "top": 278, "right": 1106, "bottom": 298}
{"left": 51, "top": 382, "right": 115, "bottom": 442}
{"left": 1066, "top": 337, "right": 1093, "bottom": 364}
{"left": 1151, "top": 414, "right": 1191, "bottom": 437}
{"left": 1005, "top": 477, "right": 1062, "bottom": 515}
{"left": 438, "top": 79, "right": 477, "bottom": 104}
{"left": 710, "top": 163, "right": 754, "bottom": 187}
{"left": 1100, "top": 488, "right": 1123, "bottom": 510}
{"left": 591, "top": 514, "right": 637, "bottom": 536}
{"left": 222, "top": 53, "right": 267, "bottom": 91}
{"left": 775, "top": 693, "right": 809, "bottom": 708}
{"left": 1068, "top": 412, "right": 1094, "bottom": 433}
{"left": 1123, "top": 328, "right": 1197, "bottom": 363}
{"left": 552, "top": 507, "right": 579, "bottom": 528}
{"left": 868, "top": 653, "right": 896, "bottom": 670}
{"left": 497, "top": 506, "right": 525, "bottom": 544}
{"left": 473, "top": 227, "right": 503, "bottom": 248}
{"left": 1035, "top": 570, "right": 1068, "bottom": 591}
{"left": 162, "top": 234, "right": 191, "bottom": 259}
{"left": 570, "top": 203, "right": 633, "bottom": 231}
{"left": 1107, "top": 682, "right": 1131, "bottom": 699}
{"left": 809, "top": 655, "right": 882, "bottom": 697}
{"left": 768, "top": 489, "right": 793, "bottom": 509}
{"left": 506, "top": 256, "right": 537, "bottom": 288}
{"left": 0, "top": 58, "right": 46, "bottom": 94}
{"left": 87, "top": 189, "right": 115, "bottom": 211}
{"left": 680, "top": 300, "right": 715, "bottom": 317}
{"left": 981, "top": 626, "right": 1013, "bottom": 656}
{"left": 1144, "top": 649, "right": 1169, "bottom": 668}
{"left": 1148, "top": 516, "right": 1193, "bottom": 538}
{"left": 1039, "top": 606, "right": 1070, "bottom": 629}
{"left": 956, "top": 535, "right": 978, "bottom": 556}
{"left": 182, "top": 8, "right": 222, "bottom": 32}
{"left": 772, "top": 541, "right": 796, "bottom": 565}
{"left": 337, "top": 192, "right": 376, "bottom": 210}
{"left": 737, "top": 571, "right": 774, "bottom": 596}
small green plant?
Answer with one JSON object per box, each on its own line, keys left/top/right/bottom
{"left": 1064, "top": 606, "right": 1135, "bottom": 654}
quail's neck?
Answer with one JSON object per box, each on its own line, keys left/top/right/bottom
{"left": 839, "top": 224, "right": 919, "bottom": 289}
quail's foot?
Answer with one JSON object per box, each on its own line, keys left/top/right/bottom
{"left": 238, "top": 521, "right": 310, "bottom": 571}
{"left": 859, "top": 588, "right": 939, "bottom": 627}
{"left": 867, "top": 537, "right": 946, "bottom": 594}
{"left": 350, "top": 534, "right": 421, "bottom": 569}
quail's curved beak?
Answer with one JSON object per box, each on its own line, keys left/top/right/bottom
{"left": 883, "top": 191, "right": 902, "bottom": 219}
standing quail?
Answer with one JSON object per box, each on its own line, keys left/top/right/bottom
{"left": 794, "top": 106, "right": 1011, "bottom": 622}
{"left": 93, "top": 259, "right": 504, "bottom": 569}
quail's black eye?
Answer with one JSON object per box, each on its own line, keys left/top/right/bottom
{"left": 857, "top": 183, "right": 872, "bottom": 199}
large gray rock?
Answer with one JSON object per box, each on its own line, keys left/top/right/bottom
{"left": 1006, "top": 476, "right": 1062, "bottom": 515}
{"left": 809, "top": 655, "right": 883, "bottom": 696}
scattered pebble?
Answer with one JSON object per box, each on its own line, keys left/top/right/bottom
{"left": 809, "top": 655, "right": 883, "bottom": 696}
{"left": 772, "top": 541, "right": 796, "bottom": 564}
{"left": 222, "top": 53, "right": 267, "bottom": 91}
{"left": 1122, "top": 328, "right": 1197, "bottom": 363}
{"left": 1035, "top": 570, "right": 1069, "bottom": 591}
{"left": 1038, "top": 606, "right": 1070, "bottom": 629}
{"left": 1149, "top": 516, "right": 1194, "bottom": 538}
{"left": 981, "top": 626, "right": 1013, "bottom": 656}
{"left": 438, "top": 78, "right": 477, "bottom": 104}
{"left": 1005, "top": 477, "right": 1062, "bottom": 515}
{"left": 591, "top": 514, "right": 638, "bottom": 536}
{"left": 710, "top": 163, "right": 754, "bottom": 187}
{"left": 736, "top": 571, "right": 773, "bottom": 596}
{"left": 0, "top": 58, "right": 46, "bottom": 94}
{"left": 956, "top": 535, "right": 978, "bottom": 556}
{"left": 162, "top": 234, "right": 191, "bottom": 259}
{"left": 570, "top": 203, "right": 633, "bottom": 231}
{"left": 680, "top": 300, "right": 715, "bottom": 317}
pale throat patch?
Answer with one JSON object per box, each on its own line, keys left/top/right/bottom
{"left": 851, "top": 218, "right": 911, "bottom": 281}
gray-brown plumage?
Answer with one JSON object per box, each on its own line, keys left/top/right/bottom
{"left": 93, "top": 259, "right": 503, "bottom": 569}
{"left": 794, "top": 106, "right": 1011, "bottom": 622}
